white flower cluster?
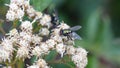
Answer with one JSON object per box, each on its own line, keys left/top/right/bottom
{"left": 27, "top": 59, "right": 50, "bottom": 68}
{"left": 5, "top": 0, "right": 27, "bottom": 21}
{"left": 0, "top": 38, "right": 13, "bottom": 62}
{"left": 0, "top": 0, "right": 88, "bottom": 68}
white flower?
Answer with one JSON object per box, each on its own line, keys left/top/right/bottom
{"left": 72, "top": 54, "right": 87, "bottom": 68}
{"left": 9, "top": 36, "right": 19, "bottom": 43}
{"left": 56, "top": 43, "right": 66, "bottom": 57}
{"left": 16, "top": 8, "right": 24, "bottom": 19}
{"left": 6, "top": 28, "right": 18, "bottom": 36}
{"left": 72, "top": 47, "right": 88, "bottom": 68}
{"left": 28, "top": 56, "right": 50, "bottom": 68}
{"left": 35, "top": 12, "right": 43, "bottom": 19}
{"left": 1, "top": 38, "right": 14, "bottom": 53}
{"left": 32, "top": 35, "right": 42, "bottom": 44}
{"left": 40, "top": 14, "right": 51, "bottom": 26}
{"left": 51, "top": 35, "right": 62, "bottom": 43}
{"left": 6, "top": 29, "right": 19, "bottom": 43}
{"left": 36, "top": 59, "right": 49, "bottom": 68}
{"left": 20, "top": 21, "right": 33, "bottom": 31}
{"left": 66, "top": 46, "right": 75, "bottom": 55}
{"left": 27, "top": 65, "right": 39, "bottom": 68}
{"left": 4, "top": 0, "right": 88, "bottom": 67}
{"left": 6, "top": 10, "right": 16, "bottom": 21}
{"left": 8, "top": 3, "right": 19, "bottom": 11}
{"left": 46, "top": 22, "right": 52, "bottom": 29}
{"left": 24, "top": 0, "right": 30, "bottom": 8}
{"left": 75, "top": 47, "right": 88, "bottom": 56}
{"left": 0, "top": 46, "right": 11, "bottom": 62}
{"left": 26, "top": 7, "right": 36, "bottom": 18}
{"left": 10, "top": 0, "right": 24, "bottom": 6}
{"left": 32, "top": 46, "right": 42, "bottom": 57}
{"left": 6, "top": 2, "right": 25, "bottom": 21}
{"left": 51, "top": 28, "right": 61, "bottom": 35}
{"left": 58, "top": 22, "right": 70, "bottom": 29}
{"left": 46, "top": 39, "right": 56, "bottom": 49}
{"left": 16, "top": 46, "right": 30, "bottom": 60}
{"left": 39, "top": 28, "right": 50, "bottom": 36}
{"left": 19, "top": 39, "right": 29, "bottom": 47}
{"left": 63, "top": 40, "right": 75, "bottom": 45}
{"left": 20, "top": 31, "right": 32, "bottom": 42}
{"left": 40, "top": 43, "right": 49, "bottom": 54}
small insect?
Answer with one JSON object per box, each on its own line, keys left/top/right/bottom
{"left": 60, "top": 25, "right": 82, "bottom": 40}
{"left": 51, "top": 9, "right": 60, "bottom": 29}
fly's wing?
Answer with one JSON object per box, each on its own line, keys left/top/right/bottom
{"left": 70, "top": 25, "right": 82, "bottom": 31}
{"left": 72, "top": 32, "right": 82, "bottom": 40}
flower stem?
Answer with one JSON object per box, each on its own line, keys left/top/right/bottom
{"left": 12, "top": 20, "right": 18, "bottom": 28}
{"left": 16, "top": 59, "right": 24, "bottom": 68}
{"left": 0, "top": 21, "right": 6, "bottom": 35}
{"left": 47, "top": 59, "right": 74, "bottom": 68}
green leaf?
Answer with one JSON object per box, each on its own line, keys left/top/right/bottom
{"left": 51, "top": 63, "right": 70, "bottom": 68}
{"left": 31, "top": 0, "right": 53, "bottom": 11}
{"left": 86, "top": 55, "right": 99, "bottom": 68}
{"left": 30, "top": 56, "right": 38, "bottom": 64}
{"left": 85, "top": 9, "right": 102, "bottom": 42}
{"left": 0, "top": 0, "right": 10, "bottom": 6}
{"left": 45, "top": 50, "right": 57, "bottom": 61}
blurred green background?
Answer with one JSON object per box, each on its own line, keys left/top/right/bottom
{"left": 0, "top": 0, "right": 120, "bottom": 68}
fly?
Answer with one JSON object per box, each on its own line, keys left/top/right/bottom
{"left": 50, "top": 9, "right": 60, "bottom": 29}
{"left": 60, "top": 25, "right": 82, "bottom": 40}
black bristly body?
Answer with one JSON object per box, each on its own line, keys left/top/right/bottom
{"left": 60, "top": 26, "right": 82, "bottom": 40}
{"left": 51, "top": 13, "right": 59, "bottom": 24}
{"left": 60, "top": 29, "right": 72, "bottom": 40}
{"left": 50, "top": 9, "right": 60, "bottom": 29}
{"left": 60, "top": 29, "right": 72, "bottom": 36}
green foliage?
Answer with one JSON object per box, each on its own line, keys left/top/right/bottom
{"left": 87, "top": 55, "right": 99, "bottom": 68}
{"left": 30, "top": 0, "right": 53, "bottom": 11}
{"left": 0, "top": 0, "right": 120, "bottom": 68}
{"left": 57, "top": 0, "right": 120, "bottom": 68}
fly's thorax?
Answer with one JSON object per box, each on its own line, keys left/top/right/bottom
{"left": 60, "top": 29, "right": 72, "bottom": 36}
